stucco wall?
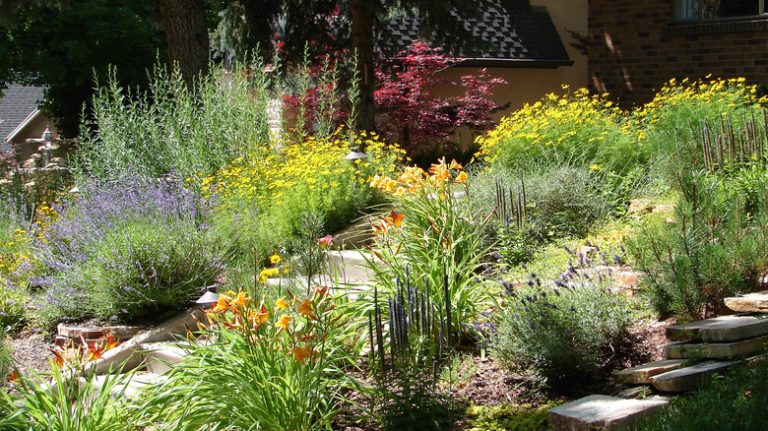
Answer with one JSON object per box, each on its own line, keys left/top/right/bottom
{"left": 431, "top": 0, "right": 589, "bottom": 148}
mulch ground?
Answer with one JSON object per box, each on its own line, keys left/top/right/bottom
{"left": 8, "top": 329, "right": 53, "bottom": 377}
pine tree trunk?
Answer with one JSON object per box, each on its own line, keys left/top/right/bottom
{"left": 350, "top": 0, "right": 376, "bottom": 131}
{"left": 158, "top": 0, "right": 210, "bottom": 88}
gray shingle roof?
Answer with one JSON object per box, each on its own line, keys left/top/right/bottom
{"left": 0, "top": 84, "right": 45, "bottom": 147}
{"left": 380, "top": 0, "right": 571, "bottom": 67}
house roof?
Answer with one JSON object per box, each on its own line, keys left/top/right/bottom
{"left": 0, "top": 84, "right": 45, "bottom": 146}
{"left": 380, "top": 0, "right": 572, "bottom": 68}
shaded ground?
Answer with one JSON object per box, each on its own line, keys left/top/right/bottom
{"left": 9, "top": 330, "right": 53, "bottom": 376}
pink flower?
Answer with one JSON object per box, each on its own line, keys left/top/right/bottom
{"left": 316, "top": 234, "right": 333, "bottom": 248}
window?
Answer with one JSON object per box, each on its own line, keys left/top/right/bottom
{"left": 674, "top": 0, "right": 766, "bottom": 20}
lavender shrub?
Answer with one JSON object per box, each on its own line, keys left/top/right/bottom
{"left": 493, "top": 245, "right": 635, "bottom": 391}
{"left": 36, "top": 175, "right": 224, "bottom": 324}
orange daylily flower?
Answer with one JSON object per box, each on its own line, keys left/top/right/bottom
{"left": 449, "top": 159, "right": 463, "bottom": 170}
{"left": 290, "top": 344, "right": 314, "bottom": 363}
{"left": 6, "top": 369, "right": 18, "bottom": 383}
{"left": 101, "top": 334, "right": 120, "bottom": 352}
{"left": 372, "top": 222, "right": 388, "bottom": 236}
{"left": 275, "top": 297, "right": 289, "bottom": 309}
{"left": 298, "top": 299, "right": 318, "bottom": 320}
{"left": 232, "top": 291, "right": 251, "bottom": 308}
{"left": 386, "top": 211, "right": 405, "bottom": 228}
{"left": 274, "top": 314, "right": 292, "bottom": 331}
{"left": 454, "top": 171, "right": 468, "bottom": 184}
{"left": 248, "top": 304, "right": 270, "bottom": 328}
{"left": 211, "top": 295, "right": 231, "bottom": 313}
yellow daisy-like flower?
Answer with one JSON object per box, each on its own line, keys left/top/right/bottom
{"left": 275, "top": 297, "right": 288, "bottom": 310}
{"left": 270, "top": 254, "right": 281, "bottom": 265}
{"left": 274, "top": 314, "right": 292, "bottom": 331}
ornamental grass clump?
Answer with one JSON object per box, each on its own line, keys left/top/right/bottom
{"left": 139, "top": 288, "right": 360, "bottom": 431}
{"left": 475, "top": 87, "right": 637, "bottom": 173}
{"left": 36, "top": 175, "right": 223, "bottom": 324}
{"left": 0, "top": 364, "right": 137, "bottom": 431}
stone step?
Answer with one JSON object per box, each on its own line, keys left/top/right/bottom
{"left": 725, "top": 291, "right": 768, "bottom": 313}
{"left": 614, "top": 385, "right": 654, "bottom": 399}
{"left": 667, "top": 314, "right": 768, "bottom": 342}
{"left": 650, "top": 360, "right": 736, "bottom": 393}
{"left": 548, "top": 394, "right": 669, "bottom": 431}
{"left": 616, "top": 359, "right": 687, "bottom": 384}
{"left": 90, "top": 372, "right": 168, "bottom": 399}
{"left": 326, "top": 250, "right": 379, "bottom": 284}
{"left": 88, "top": 308, "right": 204, "bottom": 375}
{"left": 664, "top": 334, "right": 768, "bottom": 360}
{"left": 140, "top": 342, "right": 189, "bottom": 374}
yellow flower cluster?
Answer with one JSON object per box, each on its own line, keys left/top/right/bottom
{"left": 201, "top": 131, "right": 404, "bottom": 210}
{"left": 475, "top": 86, "right": 628, "bottom": 169}
{"left": 0, "top": 227, "right": 33, "bottom": 278}
{"left": 371, "top": 158, "right": 467, "bottom": 197}
{"left": 634, "top": 76, "right": 765, "bottom": 130}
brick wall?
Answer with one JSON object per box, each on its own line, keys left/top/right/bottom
{"left": 589, "top": 0, "right": 768, "bottom": 107}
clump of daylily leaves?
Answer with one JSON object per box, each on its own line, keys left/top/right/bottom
{"left": 367, "top": 158, "right": 491, "bottom": 341}
{"left": 140, "top": 287, "right": 360, "bottom": 431}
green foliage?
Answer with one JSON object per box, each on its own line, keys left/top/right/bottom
{"left": 494, "top": 270, "right": 634, "bottom": 390}
{"left": 0, "top": 327, "right": 11, "bottom": 383}
{"left": 628, "top": 170, "right": 768, "bottom": 321}
{"left": 476, "top": 88, "right": 639, "bottom": 173}
{"left": 138, "top": 290, "right": 361, "bottom": 431}
{"left": 368, "top": 161, "right": 492, "bottom": 337}
{"left": 636, "top": 77, "right": 764, "bottom": 181}
{"left": 633, "top": 359, "right": 768, "bottom": 431}
{"left": 463, "top": 403, "right": 556, "bottom": 431}
{"left": 76, "top": 62, "right": 273, "bottom": 182}
{"left": 376, "top": 366, "right": 461, "bottom": 431}
{"left": 0, "top": 366, "right": 138, "bottom": 431}
{"left": 0, "top": 0, "right": 164, "bottom": 137}
{"left": 37, "top": 178, "right": 223, "bottom": 325}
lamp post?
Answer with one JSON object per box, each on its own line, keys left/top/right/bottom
{"left": 195, "top": 285, "right": 220, "bottom": 309}
{"left": 344, "top": 149, "right": 367, "bottom": 161}
{"left": 41, "top": 126, "right": 54, "bottom": 166}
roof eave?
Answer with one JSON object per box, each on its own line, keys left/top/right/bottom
{"left": 454, "top": 58, "right": 574, "bottom": 69}
{"left": 5, "top": 109, "right": 43, "bottom": 142}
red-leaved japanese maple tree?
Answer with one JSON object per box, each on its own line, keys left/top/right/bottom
{"left": 374, "top": 40, "right": 506, "bottom": 158}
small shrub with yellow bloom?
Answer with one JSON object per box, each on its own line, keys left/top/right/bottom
{"left": 0, "top": 213, "right": 38, "bottom": 330}
{"left": 633, "top": 76, "right": 766, "bottom": 175}
{"left": 368, "top": 159, "right": 491, "bottom": 337}
{"left": 145, "top": 287, "right": 360, "bottom": 431}
{"left": 202, "top": 130, "right": 405, "bottom": 260}
{"left": 475, "top": 86, "right": 636, "bottom": 172}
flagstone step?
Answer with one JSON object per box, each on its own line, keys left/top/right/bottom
{"left": 664, "top": 334, "right": 768, "bottom": 360}
{"left": 667, "top": 314, "right": 768, "bottom": 342}
{"left": 90, "top": 372, "right": 168, "bottom": 399}
{"left": 650, "top": 360, "right": 736, "bottom": 393}
{"left": 140, "top": 342, "right": 189, "bottom": 374}
{"left": 616, "top": 359, "right": 687, "bottom": 384}
{"left": 725, "top": 291, "right": 768, "bottom": 313}
{"left": 548, "top": 394, "right": 669, "bottom": 431}
{"left": 326, "top": 250, "right": 378, "bottom": 284}
{"left": 614, "top": 385, "right": 654, "bottom": 399}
